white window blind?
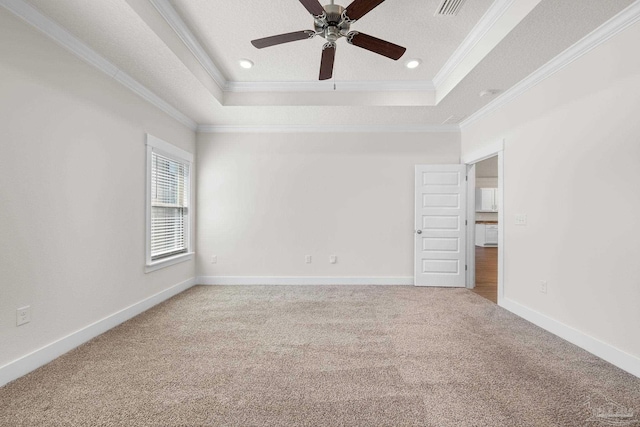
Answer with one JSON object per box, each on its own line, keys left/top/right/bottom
{"left": 150, "top": 151, "right": 189, "bottom": 261}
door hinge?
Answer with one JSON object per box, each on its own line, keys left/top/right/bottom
{"left": 465, "top": 175, "right": 468, "bottom": 181}
{"left": 465, "top": 220, "right": 468, "bottom": 226}
{"left": 465, "top": 265, "right": 468, "bottom": 271}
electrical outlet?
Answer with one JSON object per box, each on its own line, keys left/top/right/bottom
{"left": 515, "top": 214, "right": 527, "bottom": 225}
{"left": 330, "top": 255, "right": 337, "bottom": 264}
{"left": 540, "top": 280, "right": 548, "bottom": 294}
{"left": 211, "top": 255, "right": 217, "bottom": 264}
{"left": 305, "top": 255, "right": 312, "bottom": 264}
{"left": 16, "top": 306, "right": 31, "bottom": 326}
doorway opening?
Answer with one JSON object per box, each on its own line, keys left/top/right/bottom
{"left": 471, "top": 156, "right": 498, "bottom": 303}
{"left": 463, "top": 139, "right": 504, "bottom": 305}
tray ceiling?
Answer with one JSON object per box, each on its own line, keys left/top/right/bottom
{"left": 7, "top": 0, "right": 636, "bottom": 129}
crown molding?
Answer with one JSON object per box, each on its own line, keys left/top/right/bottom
{"left": 225, "top": 80, "right": 436, "bottom": 93}
{"left": 460, "top": 0, "right": 640, "bottom": 129}
{"left": 149, "top": 0, "right": 227, "bottom": 89}
{"left": 432, "top": 0, "right": 516, "bottom": 88}
{"left": 0, "top": 0, "right": 117, "bottom": 75}
{"left": 0, "top": 0, "right": 198, "bottom": 131}
{"left": 11, "top": 0, "right": 633, "bottom": 134}
{"left": 197, "top": 124, "right": 460, "bottom": 134}
{"left": 149, "top": 0, "right": 522, "bottom": 97}
{"left": 112, "top": 71, "right": 196, "bottom": 130}
{"left": 150, "top": 1, "right": 436, "bottom": 94}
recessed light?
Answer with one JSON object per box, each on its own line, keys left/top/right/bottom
{"left": 239, "top": 59, "right": 254, "bottom": 69}
{"left": 405, "top": 59, "right": 422, "bottom": 69}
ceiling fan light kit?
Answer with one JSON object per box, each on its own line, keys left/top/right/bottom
{"left": 251, "top": 0, "right": 406, "bottom": 81}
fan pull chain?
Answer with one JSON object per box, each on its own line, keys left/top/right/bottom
{"left": 333, "top": 61, "right": 337, "bottom": 91}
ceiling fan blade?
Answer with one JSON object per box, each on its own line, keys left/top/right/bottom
{"left": 319, "top": 43, "right": 336, "bottom": 80}
{"left": 343, "top": 0, "right": 386, "bottom": 22}
{"left": 347, "top": 32, "right": 406, "bottom": 60}
{"left": 251, "top": 30, "right": 315, "bottom": 49}
{"left": 299, "top": 0, "right": 325, "bottom": 17}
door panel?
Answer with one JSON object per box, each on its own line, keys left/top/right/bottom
{"left": 415, "top": 165, "right": 467, "bottom": 287}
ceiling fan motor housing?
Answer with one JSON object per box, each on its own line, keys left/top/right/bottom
{"left": 315, "top": 4, "right": 351, "bottom": 42}
{"left": 250, "top": 0, "right": 406, "bottom": 80}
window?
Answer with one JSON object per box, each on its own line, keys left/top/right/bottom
{"left": 146, "top": 134, "right": 193, "bottom": 272}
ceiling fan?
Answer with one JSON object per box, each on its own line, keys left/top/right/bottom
{"left": 251, "top": 0, "right": 406, "bottom": 80}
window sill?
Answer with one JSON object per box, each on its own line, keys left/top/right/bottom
{"left": 145, "top": 252, "right": 194, "bottom": 273}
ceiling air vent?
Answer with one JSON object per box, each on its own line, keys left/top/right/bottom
{"left": 435, "top": 0, "right": 467, "bottom": 16}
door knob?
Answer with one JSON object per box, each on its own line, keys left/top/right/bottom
{"left": 416, "top": 230, "right": 422, "bottom": 234}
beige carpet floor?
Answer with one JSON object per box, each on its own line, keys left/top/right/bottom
{"left": 1, "top": 285, "right": 639, "bottom": 426}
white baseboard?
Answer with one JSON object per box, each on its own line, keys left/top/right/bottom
{"left": 500, "top": 297, "right": 640, "bottom": 379}
{"left": 197, "top": 276, "right": 414, "bottom": 286}
{"left": 0, "top": 277, "right": 196, "bottom": 387}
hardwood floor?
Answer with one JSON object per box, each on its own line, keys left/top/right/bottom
{"left": 472, "top": 246, "right": 498, "bottom": 303}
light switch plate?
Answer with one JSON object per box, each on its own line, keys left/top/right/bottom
{"left": 540, "top": 280, "right": 548, "bottom": 294}
{"left": 329, "top": 255, "right": 337, "bottom": 264}
{"left": 515, "top": 214, "right": 527, "bottom": 225}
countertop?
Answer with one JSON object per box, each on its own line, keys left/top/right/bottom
{"left": 476, "top": 221, "right": 498, "bottom": 224}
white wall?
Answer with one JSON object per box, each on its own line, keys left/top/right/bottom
{"left": 197, "top": 132, "right": 460, "bottom": 280}
{"left": 462, "top": 20, "right": 640, "bottom": 359}
{"left": 0, "top": 10, "right": 196, "bottom": 367}
{"left": 476, "top": 177, "right": 498, "bottom": 187}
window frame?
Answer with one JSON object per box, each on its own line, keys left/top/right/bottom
{"left": 145, "top": 134, "right": 194, "bottom": 273}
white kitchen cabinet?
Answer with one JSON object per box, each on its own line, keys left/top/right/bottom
{"left": 476, "top": 223, "right": 499, "bottom": 247}
{"left": 476, "top": 188, "right": 499, "bottom": 212}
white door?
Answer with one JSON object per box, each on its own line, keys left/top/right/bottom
{"left": 415, "top": 165, "right": 467, "bottom": 287}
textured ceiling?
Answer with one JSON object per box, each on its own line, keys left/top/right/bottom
{"left": 17, "top": 0, "right": 636, "bottom": 127}
{"left": 430, "top": 0, "right": 635, "bottom": 126}
{"left": 24, "top": 0, "right": 220, "bottom": 123}
{"left": 169, "top": 0, "right": 494, "bottom": 82}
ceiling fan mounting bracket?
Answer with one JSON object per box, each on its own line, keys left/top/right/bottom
{"left": 314, "top": 4, "right": 351, "bottom": 41}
